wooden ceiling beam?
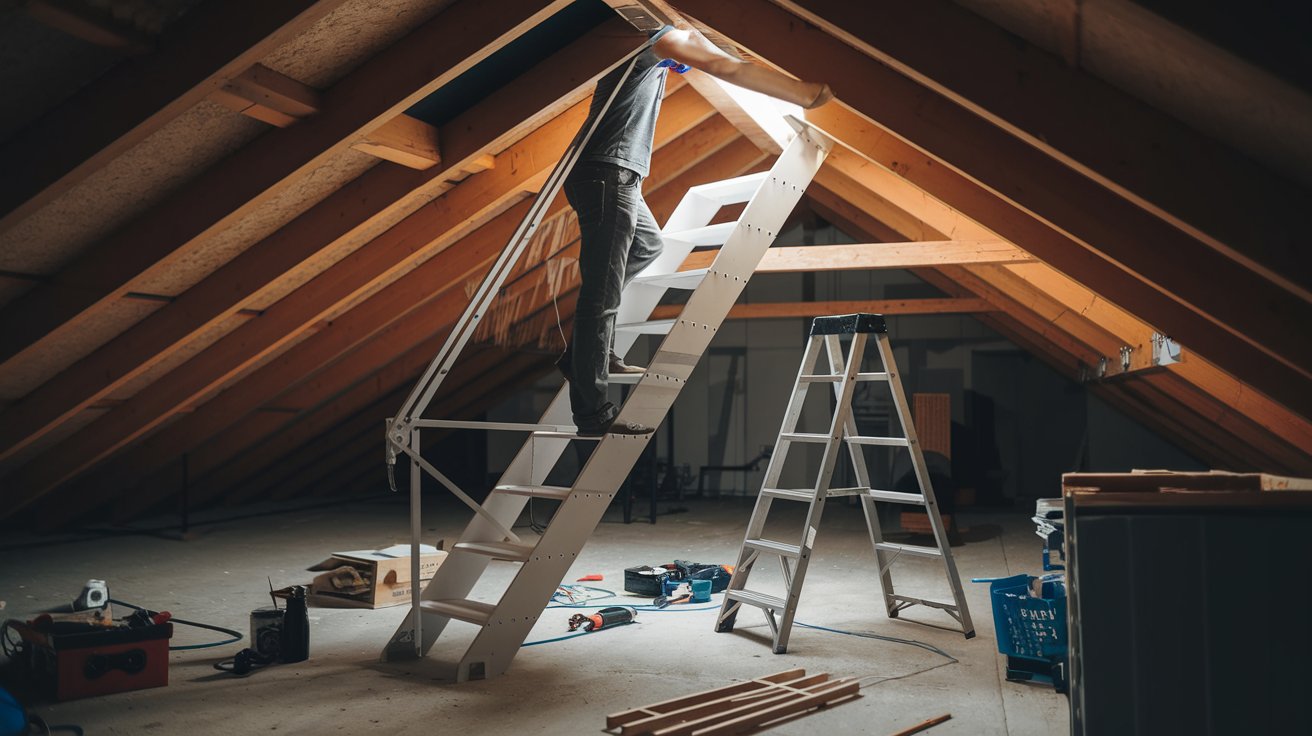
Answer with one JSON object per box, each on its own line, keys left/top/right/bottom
{"left": 808, "top": 106, "right": 1312, "bottom": 420}
{"left": 677, "top": 240, "right": 1031, "bottom": 272}
{"left": 349, "top": 114, "right": 441, "bottom": 169}
{"left": 57, "top": 120, "right": 738, "bottom": 523}
{"left": 0, "top": 0, "right": 580, "bottom": 371}
{"left": 133, "top": 132, "right": 759, "bottom": 517}
{"left": 995, "top": 262, "right": 1312, "bottom": 457}
{"left": 680, "top": 0, "right": 1312, "bottom": 408}
{"left": 208, "top": 63, "right": 322, "bottom": 128}
{"left": 960, "top": 265, "right": 1312, "bottom": 471}
{"left": 0, "top": 22, "right": 658, "bottom": 471}
{"left": 776, "top": 0, "right": 1309, "bottom": 302}
{"left": 0, "top": 0, "right": 348, "bottom": 234}
{"left": 268, "top": 351, "right": 551, "bottom": 504}
{"left": 227, "top": 347, "right": 535, "bottom": 507}
{"left": 811, "top": 178, "right": 1312, "bottom": 461}
{"left": 813, "top": 185, "right": 1305, "bottom": 473}
{"left": 650, "top": 299, "right": 992, "bottom": 321}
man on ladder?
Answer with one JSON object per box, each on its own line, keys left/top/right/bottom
{"left": 556, "top": 21, "right": 833, "bottom": 436}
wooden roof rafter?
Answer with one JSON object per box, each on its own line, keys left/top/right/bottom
{"left": 31, "top": 104, "right": 735, "bottom": 527}
{"left": 0, "top": 0, "right": 350, "bottom": 235}
{"left": 678, "top": 0, "right": 1312, "bottom": 415}
{"left": 121, "top": 132, "right": 767, "bottom": 519}
{"left": 0, "top": 0, "right": 576, "bottom": 373}
{"left": 0, "top": 16, "right": 650, "bottom": 473}
{"left": 775, "top": 0, "right": 1310, "bottom": 301}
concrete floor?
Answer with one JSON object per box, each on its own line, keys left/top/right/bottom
{"left": 1, "top": 494, "right": 1069, "bottom": 735}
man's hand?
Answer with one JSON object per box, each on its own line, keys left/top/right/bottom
{"left": 805, "top": 83, "right": 834, "bottom": 109}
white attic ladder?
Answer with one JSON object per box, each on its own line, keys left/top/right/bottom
{"left": 380, "top": 119, "right": 833, "bottom": 681}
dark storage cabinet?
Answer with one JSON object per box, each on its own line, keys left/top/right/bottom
{"left": 1063, "top": 472, "right": 1312, "bottom": 736}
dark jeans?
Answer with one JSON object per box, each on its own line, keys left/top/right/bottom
{"left": 562, "top": 162, "right": 663, "bottom": 429}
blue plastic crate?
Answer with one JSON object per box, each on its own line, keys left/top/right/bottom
{"left": 973, "top": 573, "right": 1068, "bottom": 692}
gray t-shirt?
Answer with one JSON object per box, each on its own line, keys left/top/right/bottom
{"left": 577, "top": 26, "right": 675, "bottom": 177}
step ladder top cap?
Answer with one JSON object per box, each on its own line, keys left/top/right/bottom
{"left": 809, "top": 313, "right": 887, "bottom": 335}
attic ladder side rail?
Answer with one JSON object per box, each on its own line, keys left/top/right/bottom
{"left": 381, "top": 121, "right": 837, "bottom": 679}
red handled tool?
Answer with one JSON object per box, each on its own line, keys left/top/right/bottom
{"left": 567, "top": 606, "right": 636, "bottom": 632}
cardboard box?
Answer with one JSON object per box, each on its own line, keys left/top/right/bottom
{"left": 307, "top": 544, "right": 446, "bottom": 609}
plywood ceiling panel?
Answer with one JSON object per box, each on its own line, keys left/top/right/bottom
{"left": 262, "top": 0, "right": 457, "bottom": 89}
{"left": 0, "top": 101, "right": 264, "bottom": 277}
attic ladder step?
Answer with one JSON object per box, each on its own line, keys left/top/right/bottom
{"left": 631, "top": 268, "right": 707, "bottom": 290}
{"left": 383, "top": 117, "right": 837, "bottom": 681}
{"left": 716, "top": 315, "right": 974, "bottom": 654}
{"left": 419, "top": 599, "right": 496, "bottom": 626}
{"left": 615, "top": 318, "right": 675, "bottom": 335}
{"left": 494, "top": 484, "right": 571, "bottom": 500}
{"left": 453, "top": 541, "right": 535, "bottom": 561}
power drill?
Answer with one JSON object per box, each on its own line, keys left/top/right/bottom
{"left": 567, "top": 606, "right": 636, "bottom": 632}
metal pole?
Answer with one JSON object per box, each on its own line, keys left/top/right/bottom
{"left": 409, "top": 428, "right": 422, "bottom": 656}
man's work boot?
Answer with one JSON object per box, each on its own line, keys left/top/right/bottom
{"left": 609, "top": 351, "right": 646, "bottom": 375}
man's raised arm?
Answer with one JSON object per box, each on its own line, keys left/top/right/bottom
{"left": 653, "top": 27, "right": 833, "bottom": 109}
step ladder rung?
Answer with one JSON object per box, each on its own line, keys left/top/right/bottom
{"left": 453, "top": 541, "right": 535, "bottom": 561}
{"left": 779, "top": 432, "right": 832, "bottom": 443}
{"left": 661, "top": 221, "right": 736, "bottom": 246}
{"left": 418, "top": 599, "right": 496, "bottom": 626}
{"left": 615, "top": 318, "right": 675, "bottom": 335}
{"left": 494, "top": 484, "right": 571, "bottom": 501}
{"left": 630, "top": 268, "right": 707, "bottom": 290}
{"left": 726, "top": 589, "right": 787, "bottom": 611}
{"left": 762, "top": 488, "right": 815, "bottom": 502}
{"left": 865, "top": 489, "right": 928, "bottom": 505}
{"left": 744, "top": 538, "right": 802, "bottom": 558}
{"left": 798, "top": 372, "right": 890, "bottom": 383}
{"left": 889, "top": 594, "right": 960, "bottom": 613}
{"left": 824, "top": 486, "right": 871, "bottom": 498}
{"left": 874, "top": 542, "right": 943, "bottom": 559}
{"left": 846, "top": 435, "right": 912, "bottom": 447}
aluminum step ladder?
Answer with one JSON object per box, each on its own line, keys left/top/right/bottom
{"left": 380, "top": 117, "right": 834, "bottom": 681}
{"left": 715, "top": 313, "right": 974, "bottom": 653}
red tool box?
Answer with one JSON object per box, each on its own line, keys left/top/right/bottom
{"left": 9, "top": 619, "right": 172, "bottom": 701}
